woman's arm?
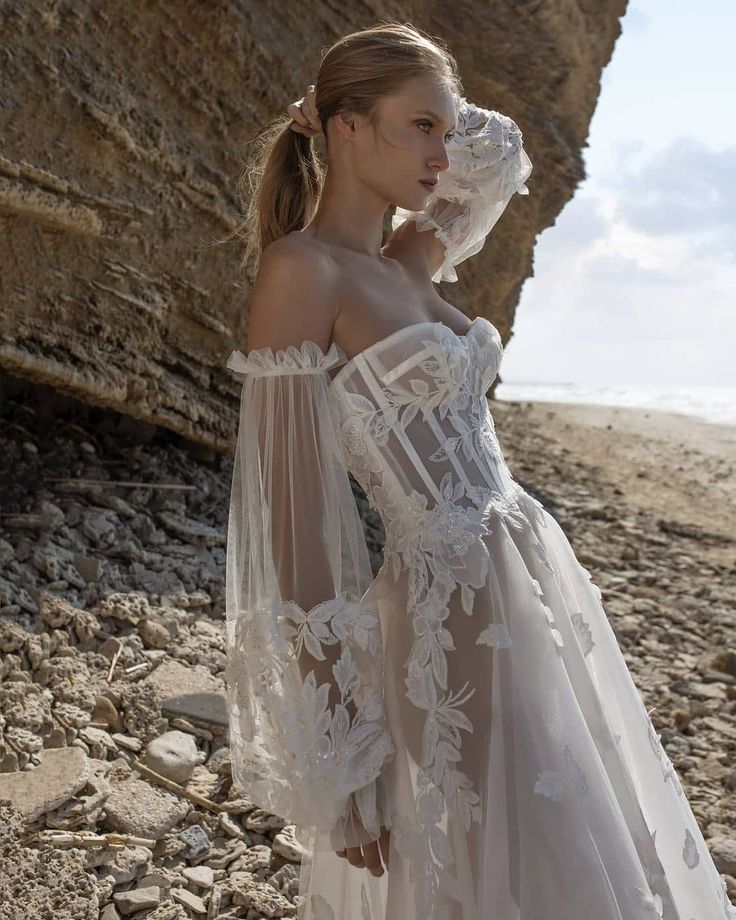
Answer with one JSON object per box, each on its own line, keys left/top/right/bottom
{"left": 386, "top": 96, "right": 533, "bottom": 283}
{"left": 225, "top": 243, "right": 394, "bottom": 858}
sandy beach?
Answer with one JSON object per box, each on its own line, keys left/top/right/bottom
{"left": 493, "top": 398, "right": 736, "bottom": 554}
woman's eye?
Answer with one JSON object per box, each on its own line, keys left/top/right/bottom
{"left": 418, "top": 121, "right": 455, "bottom": 142}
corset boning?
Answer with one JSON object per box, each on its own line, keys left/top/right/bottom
{"left": 330, "top": 340, "right": 521, "bottom": 556}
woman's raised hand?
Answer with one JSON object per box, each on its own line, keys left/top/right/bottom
{"left": 287, "top": 85, "right": 322, "bottom": 137}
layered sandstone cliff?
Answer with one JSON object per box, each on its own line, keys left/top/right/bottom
{"left": 0, "top": 1, "right": 628, "bottom": 452}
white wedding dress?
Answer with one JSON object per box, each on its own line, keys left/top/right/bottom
{"left": 225, "top": 320, "right": 734, "bottom": 920}
{"left": 223, "top": 98, "right": 735, "bottom": 919}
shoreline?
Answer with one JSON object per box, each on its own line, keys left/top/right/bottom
{"left": 492, "top": 398, "right": 736, "bottom": 550}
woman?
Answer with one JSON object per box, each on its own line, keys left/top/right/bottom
{"left": 224, "top": 21, "right": 735, "bottom": 920}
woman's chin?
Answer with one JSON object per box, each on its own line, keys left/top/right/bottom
{"left": 395, "top": 186, "right": 433, "bottom": 212}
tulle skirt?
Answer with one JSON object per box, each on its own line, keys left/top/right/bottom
{"left": 295, "top": 489, "right": 734, "bottom": 920}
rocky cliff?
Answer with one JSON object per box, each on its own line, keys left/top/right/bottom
{"left": 0, "top": 1, "right": 628, "bottom": 452}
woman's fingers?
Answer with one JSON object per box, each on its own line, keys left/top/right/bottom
{"left": 378, "top": 825, "right": 390, "bottom": 870}
{"left": 302, "top": 85, "right": 320, "bottom": 128}
{"left": 338, "top": 842, "right": 383, "bottom": 876}
{"left": 288, "top": 111, "right": 319, "bottom": 136}
{"left": 287, "top": 86, "right": 321, "bottom": 136}
{"left": 287, "top": 99, "right": 313, "bottom": 133}
{"left": 344, "top": 844, "right": 365, "bottom": 869}
{"left": 334, "top": 825, "right": 390, "bottom": 876}
{"left": 362, "top": 839, "right": 387, "bottom": 877}
{"left": 287, "top": 99, "right": 307, "bottom": 122}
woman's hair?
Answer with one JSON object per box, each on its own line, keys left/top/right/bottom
{"left": 228, "top": 21, "right": 462, "bottom": 273}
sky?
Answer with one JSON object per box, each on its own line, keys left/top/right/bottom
{"left": 500, "top": 0, "right": 735, "bottom": 388}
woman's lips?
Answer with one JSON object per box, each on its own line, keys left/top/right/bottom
{"left": 419, "top": 180, "right": 436, "bottom": 191}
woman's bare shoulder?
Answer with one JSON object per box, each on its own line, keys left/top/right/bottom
{"left": 246, "top": 233, "right": 340, "bottom": 354}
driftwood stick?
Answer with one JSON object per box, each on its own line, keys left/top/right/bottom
{"left": 35, "top": 830, "right": 157, "bottom": 848}
{"left": 132, "top": 760, "right": 223, "bottom": 813}
{"left": 51, "top": 710, "right": 71, "bottom": 729}
{"left": 4, "top": 734, "right": 24, "bottom": 755}
{"left": 106, "top": 644, "right": 123, "bottom": 683}
{"left": 44, "top": 477, "right": 197, "bottom": 491}
{"left": 124, "top": 661, "right": 151, "bottom": 675}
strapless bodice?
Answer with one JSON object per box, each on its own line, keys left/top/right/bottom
{"left": 328, "top": 316, "right": 522, "bottom": 560}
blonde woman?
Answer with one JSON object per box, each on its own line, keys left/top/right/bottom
{"left": 224, "top": 21, "right": 734, "bottom": 920}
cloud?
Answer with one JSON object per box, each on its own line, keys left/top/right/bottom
{"left": 546, "top": 190, "right": 610, "bottom": 250}
{"left": 580, "top": 251, "right": 684, "bottom": 286}
{"left": 507, "top": 136, "right": 736, "bottom": 386}
{"left": 610, "top": 138, "right": 736, "bottom": 258}
{"left": 506, "top": 9, "right": 736, "bottom": 391}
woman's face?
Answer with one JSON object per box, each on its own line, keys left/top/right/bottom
{"left": 344, "top": 75, "right": 458, "bottom": 212}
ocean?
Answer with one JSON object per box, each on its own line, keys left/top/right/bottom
{"left": 494, "top": 382, "right": 736, "bottom": 428}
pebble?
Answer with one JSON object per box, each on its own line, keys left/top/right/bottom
{"left": 93, "top": 695, "right": 124, "bottom": 733}
{"left": 0, "top": 747, "right": 91, "bottom": 821}
{"left": 102, "top": 777, "right": 190, "bottom": 839}
{"left": 113, "top": 885, "right": 162, "bottom": 915}
{"left": 178, "top": 824, "right": 212, "bottom": 861}
{"left": 107, "top": 845, "right": 153, "bottom": 885}
{"left": 171, "top": 886, "right": 207, "bottom": 914}
{"left": 273, "top": 825, "right": 306, "bottom": 862}
{"left": 140, "top": 617, "right": 171, "bottom": 650}
{"left": 142, "top": 730, "right": 206, "bottom": 784}
{"left": 182, "top": 864, "right": 215, "bottom": 889}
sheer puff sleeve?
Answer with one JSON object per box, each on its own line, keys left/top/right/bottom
{"left": 224, "top": 339, "right": 395, "bottom": 853}
{"left": 391, "top": 95, "right": 533, "bottom": 283}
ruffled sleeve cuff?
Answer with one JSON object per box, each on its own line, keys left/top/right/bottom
{"left": 391, "top": 96, "right": 532, "bottom": 283}
{"left": 440, "top": 97, "right": 533, "bottom": 203}
{"left": 227, "top": 339, "right": 347, "bottom": 378}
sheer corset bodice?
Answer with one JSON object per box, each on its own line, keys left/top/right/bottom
{"left": 328, "top": 316, "right": 522, "bottom": 563}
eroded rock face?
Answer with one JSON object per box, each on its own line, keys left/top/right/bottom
{"left": 0, "top": 1, "right": 627, "bottom": 451}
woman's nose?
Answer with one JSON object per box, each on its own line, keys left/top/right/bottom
{"left": 430, "top": 144, "right": 451, "bottom": 172}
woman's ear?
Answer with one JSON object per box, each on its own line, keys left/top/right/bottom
{"left": 336, "top": 110, "right": 356, "bottom": 136}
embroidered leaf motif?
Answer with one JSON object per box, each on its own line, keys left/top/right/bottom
{"left": 460, "top": 583, "right": 475, "bottom": 615}
{"left": 570, "top": 611, "right": 595, "bottom": 656}
{"left": 530, "top": 577, "right": 544, "bottom": 598}
{"left": 400, "top": 402, "right": 420, "bottom": 428}
{"left": 632, "top": 883, "right": 664, "bottom": 918}
{"left": 310, "top": 894, "right": 336, "bottom": 920}
{"left": 360, "top": 883, "right": 372, "bottom": 920}
{"left": 476, "top": 622, "right": 513, "bottom": 649}
{"left": 410, "top": 378, "right": 430, "bottom": 396}
{"left": 281, "top": 599, "right": 341, "bottom": 661}
{"left": 534, "top": 745, "right": 588, "bottom": 801}
{"left": 682, "top": 827, "right": 700, "bottom": 869}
